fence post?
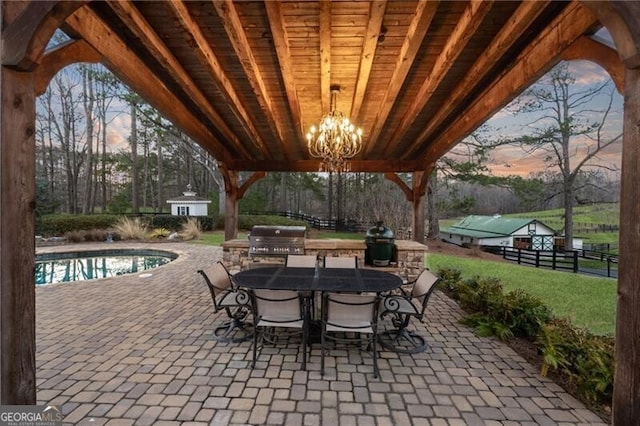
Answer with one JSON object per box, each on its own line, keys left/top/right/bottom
{"left": 572, "top": 251, "right": 578, "bottom": 273}
{"left": 536, "top": 250, "right": 540, "bottom": 268}
{"left": 552, "top": 249, "right": 557, "bottom": 270}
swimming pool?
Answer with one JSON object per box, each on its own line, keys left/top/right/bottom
{"left": 35, "top": 248, "right": 178, "bottom": 285}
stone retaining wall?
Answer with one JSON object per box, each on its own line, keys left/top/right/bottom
{"left": 222, "top": 239, "right": 428, "bottom": 282}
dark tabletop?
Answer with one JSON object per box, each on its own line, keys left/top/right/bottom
{"left": 233, "top": 266, "right": 403, "bottom": 293}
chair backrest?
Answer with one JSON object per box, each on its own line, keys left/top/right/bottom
{"left": 197, "top": 262, "right": 233, "bottom": 311}
{"left": 286, "top": 254, "right": 317, "bottom": 268}
{"left": 252, "top": 289, "right": 303, "bottom": 323}
{"left": 323, "top": 256, "right": 357, "bottom": 268}
{"left": 324, "top": 293, "right": 378, "bottom": 331}
{"left": 410, "top": 269, "right": 440, "bottom": 316}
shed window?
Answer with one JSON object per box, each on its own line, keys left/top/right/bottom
{"left": 178, "top": 206, "right": 190, "bottom": 216}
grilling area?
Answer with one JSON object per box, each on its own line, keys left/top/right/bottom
{"left": 223, "top": 225, "right": 427, "bottom": 281}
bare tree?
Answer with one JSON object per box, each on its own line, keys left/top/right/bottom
{"left": 509, "top": 63, "right": 621, "bottom": 250}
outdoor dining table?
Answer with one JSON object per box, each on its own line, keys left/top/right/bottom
{"left": 232, "top": 265, "right": 403, "bottom": 294}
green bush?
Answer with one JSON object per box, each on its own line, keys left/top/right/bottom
{"left": 38, "top": 214, "right": 119, "bottom": 236}
{"left": 537, "top": 318, "right": 614, "bottom": 404}
{"left": 152, "top": 215, "right": 214, "bottom": 231}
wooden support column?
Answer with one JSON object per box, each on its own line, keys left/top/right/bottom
{"left": 614, "top": 65, "right": 640, "bottom": 425}
{"left": 221, "top": 169, "right": 239, "bottom": 241}
{"left": 0, "top": 67, "right": 37, "bottom": 404}
{"left": 384, "top": 171, "right": 427, "bottom": 243}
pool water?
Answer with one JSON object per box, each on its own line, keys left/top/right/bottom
{"left": 35, "top": 249, "right": 177, "bottom": 285}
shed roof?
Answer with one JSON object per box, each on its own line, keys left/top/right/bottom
{"left": 441, "top": 215, "right": 552, "bottom": 239}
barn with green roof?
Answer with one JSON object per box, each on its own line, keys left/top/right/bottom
{"left": 439, "top": 215, "right": 582, "bottom": 250}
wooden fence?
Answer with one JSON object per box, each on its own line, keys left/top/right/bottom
{"left": 490, "top": 246, "right": 579, "bottom": 272}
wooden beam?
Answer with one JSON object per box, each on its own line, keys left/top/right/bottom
{"left": 423, "top": 1, "right": 599, "bottom": 162}
{"left": 582, "top": 1, "right": 640, "bottom": 69}
{"left": 106, "top": 0, "right": 253, "bottom": 160}
{"left": 613, "top": 64, "right": 640, "bottom": 426}
{"left": 363, "top": 0, "right": 439, "bottom": 155}
{"left": 220, "top": 167, "right": 239, "bottom": 241}
{"left": 213, "top": 0, "right": 297, "bottom": 160}
{"left": 35, "top": 38, "right": 102, "bottom": 96}
{"left": 402, "top": 0, "right": 551, "bottom": 157}
{"left": 351, "top": 0, "right": 386, "bottom": 121}
{"left": 166, "top": 0, "right": 271, "bottom": 158}
{"left": 385, "top": 0, "right": 494, "bottom": 156}
{"left": 63, "top": 7, "right": 232, "bottom": 163}
{"left": 561, "top": 35, "right": 624, "bottom": 93}
{"left": 319, "top": 0, "right": 332, "bottom": 113}
{"left": 238, "top": 171, "right": 267, "bottom": 199}
{"left": 412, "top": 171, "right": 427, "bottom": 244}
{"left": 383, "top": 172, "right": 413, "bottom": 201}
{"left": 264, "top": 1, "right": 304, "bottom": 138}
{"left": 1, "top": 1, "right": 86, "bottom": 70}
{"left": 0, "top": 67, "right": 36, "bottom": 404}
{"left": 228, "top": 159, "right": 420, "bottom": 173}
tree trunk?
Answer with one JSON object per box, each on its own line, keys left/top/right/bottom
{"left": 81, "top": 66, "right": 94, "bottom": 214}
{"left": 427, "top": 171, "right": 440, "bottom": 239}
{"left": 130, "top": 101, "right": 139, "bottom": 214}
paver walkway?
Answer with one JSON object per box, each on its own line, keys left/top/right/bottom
{"left": 35, "top": 242, "right": 607, "bottom": 425}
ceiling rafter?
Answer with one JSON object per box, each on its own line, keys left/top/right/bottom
{"left": 319, "top": 0, "right": 332, "bottom": 114}
{"left": 401, "top": 0, "right": 551, "bottom": 159}
{"left": 106, "top": 0, "right": 253, "bottom": 160}
{"left": 166, "top": 0, "right": 271, "bottom": 158}
{"left": 62, "top": 6, "right": 230, "bottom": 163}
{"left": 351, "top": 0, "right": 386, "bottom": 121}
{"left": 363, "top": 0, "right": 439, "bottom": 156}
{"left": 264, "top": 1, "right": 304, "bottom": 142}
{"left": 385, "top": 0, "right": 494, "bottom": 156}
{"left": 425, "top": 1, "right": 599, "bottom": 163}
{"left": 213, "top": 0, "right": 297, "bottom": 160}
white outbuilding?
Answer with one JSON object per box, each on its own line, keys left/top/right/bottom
{"left": 166, "top": 185, "right": 211, "bottom": 217}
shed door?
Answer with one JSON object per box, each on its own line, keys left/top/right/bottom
{"left": 531, "top": 235, "right": 554, "bottom": 250}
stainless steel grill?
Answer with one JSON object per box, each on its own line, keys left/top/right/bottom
{"left": 249, "top": 225, "right": 306, "bottom": 257}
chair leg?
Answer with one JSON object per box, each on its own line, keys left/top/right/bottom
{"left": 252, "top": 326, "right": 259, "bottom": 368}
{"left": 378, "top": 314, "right": 428, "bottom": 354}
{"left": 372, "top": 333, "right": 379, "bottom": 379}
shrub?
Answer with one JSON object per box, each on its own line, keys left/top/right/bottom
{"left": 503, "top": 289, "right": 552, "bottom": 340}
{"left": 149, "top": 228, "right": 171, "bottom": 239}
{"left": 180, "top": 217, "right": 202, "bottom": 241}
{"left": 64, "top": 230, "right": 84, "bottom": 243}
{"left": 151, "top": 215, "right": 215, "bottom": 232}
{"left": 113, "top": 216, "right": 146, "bottom": 240}
{"left": 38, "top": 214, "right": 119, "bottom": 236}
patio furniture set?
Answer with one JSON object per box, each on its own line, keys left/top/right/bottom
{"left": 198, "top": 254, "right": 439, "bottom": 378}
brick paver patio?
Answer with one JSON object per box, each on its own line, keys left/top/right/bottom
{"left": 35, "top": 242, "right": 607, "bottom": 425}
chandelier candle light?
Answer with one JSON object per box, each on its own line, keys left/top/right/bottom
{"left": 306, "top": 85, "right": 363, "bottom": 172}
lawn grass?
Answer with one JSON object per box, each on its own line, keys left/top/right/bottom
{"left": 426, "top": 253, "right": 617, "bottom": 336}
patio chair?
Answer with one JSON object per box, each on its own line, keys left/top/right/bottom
{"left": 378, "top": 269, "right": 439, "bottom": 354}
{"left": 251, "top": 289, "right": 309, "bottom": 370}
{"left": 320, "top": 292, "right": 380, "bottom": 378}
{"left": 323, "top": 256, "right": 358, "bottom": 268}
{"left": 285, "top": 254, "right": 318, "bottom": 268}
{"left": 197, "top": 262, "right": 253, "bottom": 343}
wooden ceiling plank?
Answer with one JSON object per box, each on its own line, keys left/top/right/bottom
{"left": 319, "top": 0, "right": 332, "bottom": 113}
{"left": 213, "top": 0, "right": 298, "bottom": 160}
{"left": 402, "top": 0, "right": 551, "bottom": 158}
{"left": 386, "top": 0, "right": 494, "bottom": 156}
{"left": 106, "top": 0, "right": 253, "bottom": 159}
{"left": 167, "top": 0, "right": 271, "bottom": 158}
{"left": 62, "top": 6, "right": 231, "bottom": 163}
{"left": 424, "top": 2, "right": 599, "bottom": 163}
{"left": 264, "top": 1, "right": 304, "bottom": 144}
{"left": 351, "top": 0, "right": 387, "bottom": 120}
{"left": 363, "top": 0, "right": 439, "bottom": 155}
{"left": 561, "top": 34, "right": 624, "bottom": 93}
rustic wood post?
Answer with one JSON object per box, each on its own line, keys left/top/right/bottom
{"left": 0, "top": 67, "right": 37, "bottom": 404}
{"left": 614, "top": 65, "right": 640, "bottom": 425}
{"left": 222, "top": 169, "right": 239, "bottom": 241}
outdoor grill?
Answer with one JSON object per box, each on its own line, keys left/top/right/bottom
{"left": 249, "top": 225, "right": 307, "bottom": 257}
